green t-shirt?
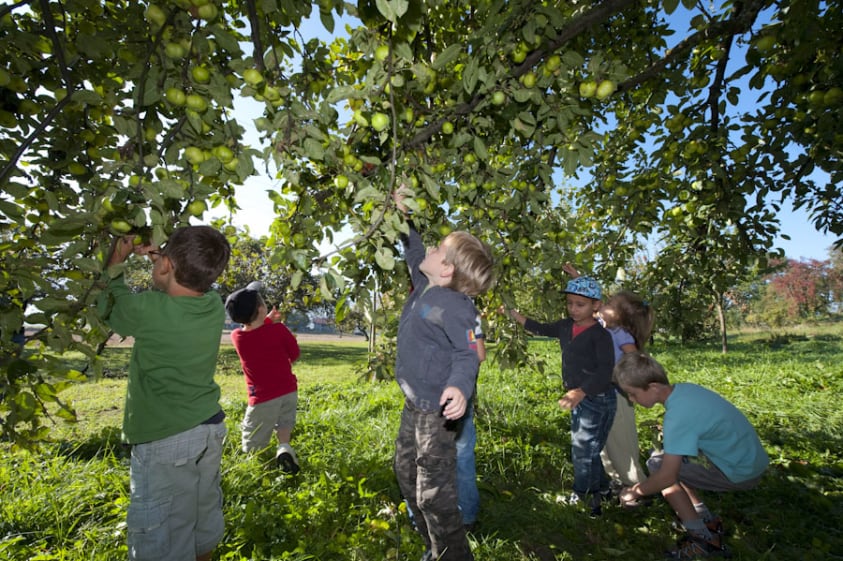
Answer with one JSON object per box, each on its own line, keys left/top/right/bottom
{"left": 98, "top": 275, "right": 224, "bottom": 444}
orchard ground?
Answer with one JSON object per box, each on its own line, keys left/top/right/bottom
{"left": 2, "top": 329, "right": 842, "bottom": 560}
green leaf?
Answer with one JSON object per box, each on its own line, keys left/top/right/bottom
{"left": 303, "top": 138, "right": 325, "bottom": 160}
{"left": 319, "top": 8, "right": 335, "bottom": 34}
{"left": 473, "top": 136, "right": 488, "bottom": 160}
{"left": 319, "top": 275, "right": 333, "bottom": 300}
{"left": 71, "top": 89, "right": 103, "bottom": 106}
{"left": 463, "top": 57, "right": 480, "bottom": 94}
{"left": 663, "top": 0, "right": 680, "bottom": 14}
{"left": 375, "top": 0, "right": 409, "bottom": 23}
{"left": 431, "top": 44, "right": 463, "bottom": 71}
{"left": 374, "top": 247, "right": 395, "bottom": 270}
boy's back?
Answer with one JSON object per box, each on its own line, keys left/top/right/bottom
{"left": 103, "top": 286, "right": 226, "bottom": 443}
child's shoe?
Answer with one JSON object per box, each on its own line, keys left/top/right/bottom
{"left": 666, "top": 533, "right": 730, "bottom": 559}
{"left": 275, "top": 443, "right": 300, "bottom": 474}
{"left": 704, "top": 517, "right": 724, "bottom": 536}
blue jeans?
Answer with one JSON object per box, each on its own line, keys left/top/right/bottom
{"left": 455, "top": 401, "right": 479, "bottom": 525}
{"left": 570, "top": 391, "right": 616, "bottom": 496}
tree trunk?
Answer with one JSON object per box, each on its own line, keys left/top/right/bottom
{"left": 716, "top": 293, "right": 728, "bottom": 354}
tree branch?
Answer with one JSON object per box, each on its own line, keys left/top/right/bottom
{"left": 245, "top": 0, "right": 265, "bottom": 71}
{"left": 619, "top": 0, "right": 766, "bottom": 92}
{"left": 405, "top": 0, "right": 637, "bottom": 150}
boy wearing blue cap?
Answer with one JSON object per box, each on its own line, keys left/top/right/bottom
{"left": 501, "top": 276, "right": 616, "bottom": 516}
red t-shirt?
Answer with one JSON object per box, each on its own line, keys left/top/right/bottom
{"left": 230, "top": 318, "right": 300, "bottom": 406}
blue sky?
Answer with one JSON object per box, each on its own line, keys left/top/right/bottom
{"left": 206, "top": 5, "right": 839, "bottom": 262}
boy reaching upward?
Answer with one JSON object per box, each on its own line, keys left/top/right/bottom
{"left": 392, "top": 192, "right": 495, "bottom": 561}
{"left": 98, "top": 226, "right": 231, "bottom": 561}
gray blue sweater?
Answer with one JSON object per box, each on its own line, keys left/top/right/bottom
{"left": 395, "top": 228, "right": 480, "bottom": 412}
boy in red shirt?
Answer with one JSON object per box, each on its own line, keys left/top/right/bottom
{"left": 226, "top": 282, "right": 301, "bottom": 473}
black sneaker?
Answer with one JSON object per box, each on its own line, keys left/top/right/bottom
{"left": 588, "top": 493, "right": 603, "bottom": 517}
{"left": 666, "top": 533, "right": 730, "bottom": 559}
{"left": 276, "top": 451, "right": 300, "bottom": 474}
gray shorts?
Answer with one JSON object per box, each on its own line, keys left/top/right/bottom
{"left": 647, "top": 451, "right": 763, "bottom": 492}
{"left": 128, "top": 421, "right": 227, "bottom": 561}
{"left": 241, "top": 392, "right": 298, "bottom": 452}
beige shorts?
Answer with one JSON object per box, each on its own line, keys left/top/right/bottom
{"left": 241, "top": 392, "right": 297, "bottom": 452}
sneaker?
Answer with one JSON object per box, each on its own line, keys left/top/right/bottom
{"left": 561, "top": 491, "right": 602, "bottom": 517}
{"left": 276, "top": 451, "right": 300, "bottom": 474}
{"left": 704, "top": 517, "right": 724, "bottom": 536}
{"left": 666, "top": 533, "right": 730, "bottom": 559}
{"left": 588, "top": 493, "right": 602, "bottom": 517}
{"left": 671, "top": 516, "right": 725, "bottom": 536}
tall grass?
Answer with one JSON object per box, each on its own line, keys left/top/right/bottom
{"left": 2, "top": 332, "right": 841, "bottom": 560}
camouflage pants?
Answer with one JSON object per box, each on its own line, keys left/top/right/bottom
{"left": 394, "top": 400, "right": 474, "bottom": 561}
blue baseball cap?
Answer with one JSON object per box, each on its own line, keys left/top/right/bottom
{"left": 564, "top": 276, "right": 602, "bottom": 300}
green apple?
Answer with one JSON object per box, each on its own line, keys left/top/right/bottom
{"left": 754, "top": 35, "right": 776, "bottom": 53}
{"left": 371, "top": 112, "right": 389, "bottom": 132}
{"left": 110, "top": 219, "right": 132, "bottom": 234}
{"left": 197, "top": 3, "right": 218, "bottom": 20}
{"left": 545, "top": 54, "right": 561, "bottom": 71}
{"left": 213, "top": 145, "right": 234, "bottom": 163}
{"left": 0, "top": 68, "right": 10, "bottom": 88}
{"left": 263, "top": 86, "right": 281, "bottom": 102}
{"left": 595, "top": 80, "right": 616, "bottom": 100}
{"left": 491, "top": 91, "right": 506, "bottom": 105}
{"left": 145, "top": 4, "right": 167, "bottom": 27}
{"left": 441, "top": 121, "right": 454, "bottom": 134}
{"left": 191, "top": 66, "right": 210, "bottom": 83}
{"left": 185, "top": 94, "right": 208, "bottom": 112}
{"left": 824, "top": 87, "right": 843, "bottom": 106}
{"left": 375, "top": 44, "right": 389, "bottom": 62}
{"left": 184, "top": 146, "right": 205, "bottom": 165}
{"left": 579, "top": 80, "right": 597, "bottom": 98}
{"left": 164, "top": 42, "right": 186, "bottom": 59}
{"left": 67, "top": 162, "right": 87, "bottom": 176}
{"left": 243, "top": 68, "right": 263, "bottom": 86}
{"left": 520, "top": 72, "right": 536, "bottom": 88}
{"left": 165, "top": 87, "right": 186, "bottom": 106}
{"left": 187, "top": 199, "right": 207, "bottom": 216}
{"left": 334, "top": 174, "right": 349, "bottom": 189}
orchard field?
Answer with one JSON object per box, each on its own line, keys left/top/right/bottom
{"left": 1, "top": 329, "right": 842, "bottom": 561}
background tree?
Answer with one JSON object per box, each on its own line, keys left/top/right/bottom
{"left": 2, "top": 0, "right": 841, "bottom": 445}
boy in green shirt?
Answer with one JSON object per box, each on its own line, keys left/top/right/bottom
{"left": 98, "top": 225, "right": 230, "bottom": 561}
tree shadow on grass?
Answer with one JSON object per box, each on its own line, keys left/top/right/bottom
{"left": 52, "top": 426, "right": 129, "bottom": 461}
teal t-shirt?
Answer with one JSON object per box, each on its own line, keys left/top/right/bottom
{"left": 663, "top": 383, "right": 769, "bottom": 483}
{"left": 98, "top": 275, "right": 224, "bottom": 444}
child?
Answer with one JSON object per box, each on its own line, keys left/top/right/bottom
{"left": 501, "top": 276, "right": 616, "bottom": 516}
{"left": 225, "top": 282, "right": 302, "bottom": 473}
{"left": 597, "top": 290, "right": 654, "bottom": 505}
{"left": 455, "top": 313, "right": 486, "bottom": 531}
{"left": 97, "top": 226, "right": 231, "bottom": 561}
{"left": 615, "top": 352, "right": 769, "bottom": 559}
{"left": 392, "top": 192, "right": 495, "bottom": 561}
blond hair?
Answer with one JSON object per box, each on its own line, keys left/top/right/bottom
{"left": 442, "top": 231, "right": 495, "bottom": 297}
{"left": 613, "top": 352, "right": 670, "bottom": 389}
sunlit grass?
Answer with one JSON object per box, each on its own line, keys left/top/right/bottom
{"left": 3, "top": 329, "right": 842, "bottom": 560}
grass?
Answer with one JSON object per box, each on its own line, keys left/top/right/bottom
{"left": 2, "top": 331, "right": 842, "bottom": 560}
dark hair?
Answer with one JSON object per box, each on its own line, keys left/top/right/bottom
{"left": 162, "top": 226, "right": 230, "bottom": 292}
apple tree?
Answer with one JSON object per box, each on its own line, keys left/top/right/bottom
{"left": 2, "top": 0, "right": 841, "bottom": 446}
